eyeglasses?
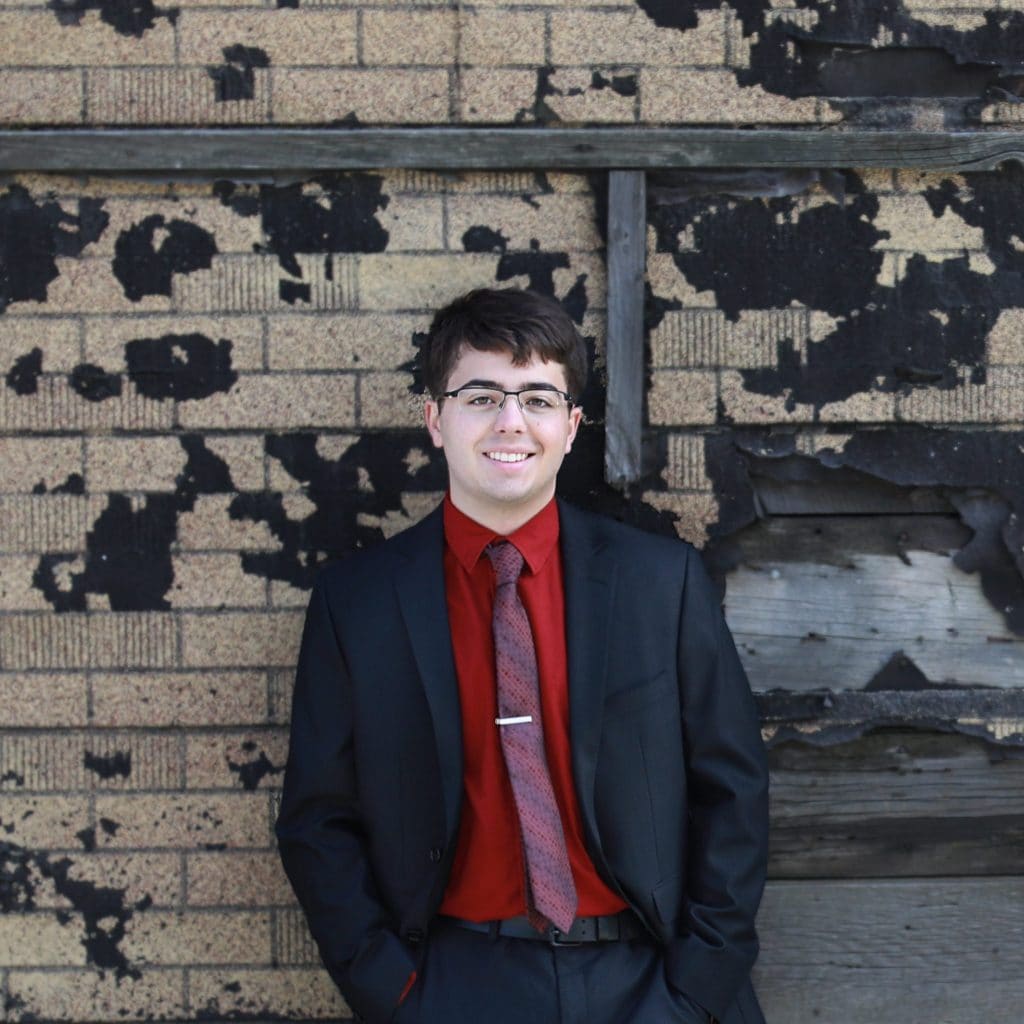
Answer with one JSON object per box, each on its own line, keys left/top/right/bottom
{"left": 441, "top": 385, "right": 574, "bottom": 417}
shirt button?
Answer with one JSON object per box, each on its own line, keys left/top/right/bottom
{"left": 428, "top": 847, "right": 443, "bottom": 862}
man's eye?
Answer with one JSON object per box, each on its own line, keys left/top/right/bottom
{"left": 523, "top": 392, "right": 557, "bottom": 409}
{"left": 466, "top": 392, "right": 497, "bottom": 405}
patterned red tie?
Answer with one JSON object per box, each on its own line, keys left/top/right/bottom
{"left": 487, "top": 540, "right": 578, "bottom": 934}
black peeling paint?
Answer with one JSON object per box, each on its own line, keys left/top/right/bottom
{"left": 69, "top": 362, "right": 123, "bottom": 402}
{"left": 498, "top": 242, "right": 588, "bottom": 325}
{"left": 712, "top": 427, "right": 1024, "bottom": 635}
{"left": 590, "top": 70, "right": 638, "bottom": 97}
{"left": 178, "top": 433, "right": 235, "bottom": 498}
{"left": 44, "top": 855, "right": 142, "bottom": 978}
{"left": 83, "top": 750, "right": 131, "bottom": 780}
{"left": 54, "top": 473, "right": 85, "bottom": 493}
{"left": 517, "top": 67, "right": 561, "bottom": 124}
{"left": 227, "top": 749, "right": 283, "bottom": 791}
{"left": 229, "top": 431, "right": 447, "bottom": 590}
{"left": 634, "top": 1, "right": 698, "bottom": 30}
{"left": 125, "top": 333, "right": 237, "bottom": 401}
{"left": 460, "top": 230, "right": 593, "bottom": 319}
{"left": 33, "top": 434, "right": 234, "bottom": 612}
{"left": 213, "top": 173, "right": 389, "bottom": 279}
{"left": 462, "top": 225, "right": 509, "bottom": 253}
{"left": 112, "top": 215, "right": 217, "bottom": 300}
{"left": 49, "top": 0, "right": 177, "bottom": 36}
{"left": 0, "top": 841, "right": 38, "bottom": 911}
{"left": 802, "top": 43, "right": 1001, "bottom": 99}
{"left": 516, "top": 66, "right": 636, "bottom": 122}
{"left": 34, "top": 494, "right": 178, "bottom": 611}
{"left": 637, "top": 1, "right": 1024, "bottom": 110}
{"left": 194, "top": 984, "right": 279, "bottom": 1023}
{"left": 99, "top": 818, "right": 120, "bottom": 837}
{"left": 279, "top": 279, "right": 311, "bottom": 305}
{"left": 648, "top": 168, "right": 1024, "bottom": 410}
{"left": 208, "top": 44, "right": 270, "bottom": 102}
{"left": 5, "top": 348, "right": 43, "bottom": 395}
{"left": 0, "top": 187, "right": 108, "bottom": 313}
{"left": 76, "top": 827, "right": 96, "bottom": 851}
{"left": 0, "top": 839, "right": 144, "bottom": 979}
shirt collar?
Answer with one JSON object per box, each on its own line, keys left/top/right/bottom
{"left": 443, "top": 494, "right": 560, "bottom": 576}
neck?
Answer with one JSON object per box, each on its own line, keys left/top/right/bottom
{"left": 450, "top": 492, "right": 553, "bottom": 536}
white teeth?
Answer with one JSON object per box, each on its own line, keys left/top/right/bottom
{"left": 486, "top": 452, "right": 530, "bottom": 463}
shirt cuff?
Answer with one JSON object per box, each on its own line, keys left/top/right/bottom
{"left": 397, "top": 970, "right": 417, "bottom": 1006}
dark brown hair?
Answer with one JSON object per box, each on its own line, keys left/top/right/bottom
{"left": 419, "top": 287, "right": 588, "bottom": 402}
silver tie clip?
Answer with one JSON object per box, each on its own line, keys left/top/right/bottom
{"left": 495, "top": 715, "right": 533, "bottom": 726}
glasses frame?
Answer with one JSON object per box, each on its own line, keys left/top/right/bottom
{"left": 440, "top": 384, "right": 575, "bottom": 415}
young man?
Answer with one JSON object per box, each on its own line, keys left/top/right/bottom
{"left": 276, "top": 287, "right": 769, "bottom": 1024}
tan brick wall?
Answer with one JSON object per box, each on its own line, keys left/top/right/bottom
{"left": 0, "top": 2, "right": 855, "bottom": 127}
{"left": 0, "top": 168, "right": 604, "bottom": 1021}
{"left": 3, "top": 151, "right": 1024, "bottom": 1023}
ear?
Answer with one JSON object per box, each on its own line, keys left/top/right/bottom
{"left": 424, "top": 398, "right": 444, "bottom": 449}
{"left": 564, "top": 405, "right": 583, "bottom": 454}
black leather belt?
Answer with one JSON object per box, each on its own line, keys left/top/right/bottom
{"left": 440, "top": 911, "right": 645, "bottom": 946}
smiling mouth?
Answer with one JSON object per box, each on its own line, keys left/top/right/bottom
{"left": 485, "top": 452, "right": 533, "bottom": 463}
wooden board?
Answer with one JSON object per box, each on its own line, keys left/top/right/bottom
{"left": 754, "top": 877, "right": 1024, "bottom": 1023}
{"left": 767, "top": 731, "right": 1024, "bottom": 879}
{"left": 722, "top": 517, "right": 1024, "bottom": 691}
{"left": 5, "top": 128, "right": 1024, "bottom": 172}
{"left": 605, "top": 171, "right": 646, "bottom": 487}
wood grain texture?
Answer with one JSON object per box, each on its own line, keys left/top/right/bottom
{"left": 605, "top": 170, "right": 645, "bottom": 487}
{"left": 754, "top": 877, "right": 1024, "bottom": 1022}
{"left": 724, "top": 517, "right": 1023, "bottom": 692}
{"left": 767, "top": 731, "right": 1024, "bottom": 879}
{"left": 6, "top": 128, "right": 1024, "bottom": 171}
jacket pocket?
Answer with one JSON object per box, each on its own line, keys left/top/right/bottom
{"left": 651, "top": 874, "right": 682, "bottom": 925}
{"left": 604, "top": 670, "right": 673, "bottom": 717}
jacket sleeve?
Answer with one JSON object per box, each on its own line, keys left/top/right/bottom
{"left": 275, "top": 576, "right": 416, "bottom": 1024}
{"left": 664, "top": 547, "right": 770, "bottom": 1021}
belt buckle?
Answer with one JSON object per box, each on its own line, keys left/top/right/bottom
{"left": 547, "top": 926, "right": 583, "bottom": 947}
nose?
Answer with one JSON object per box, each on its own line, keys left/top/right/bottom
{"left": 494, "top": 393, "right": 528, "bottom": 430}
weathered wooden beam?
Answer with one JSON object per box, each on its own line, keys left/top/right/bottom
{"left": 767, "top": 731, "right": 1024, "bottom": 879}
{"left": 755, "top": 877, "right": 1024, "bottom": 1023}
{"left": 723, "top": 515, "right": 1024, "bottom": 692}
{"left": 758, "top": 686, "right": 1024, "bottom": 732}
{"left": 604, "top": 170, "right": 646, "bottom": 487}
{"left": 4, "top": 128, "right": 1024, "bottom": 172}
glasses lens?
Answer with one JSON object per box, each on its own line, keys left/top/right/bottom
{"left": 453, "top": 387, "right": 567, "bottom": 415}
{"left": 518, "top": 389, "right": 564, "bottom": 413}
{"left": 456, "top": 388, "right": 505, "bottom": 410}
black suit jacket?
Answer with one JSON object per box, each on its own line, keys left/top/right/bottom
{"left": 276, "top": 501, "right": 769, "bottom": 1024}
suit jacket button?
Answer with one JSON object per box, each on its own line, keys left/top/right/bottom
{"left": 428, "top": 847, "right": 443, "bottom": 862}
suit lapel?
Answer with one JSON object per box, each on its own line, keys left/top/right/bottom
{"left": 393, "top": 507, "right": 464, "bottom": 844}
{"left": 558, "top": 500, "right": 617, "bottom": 851}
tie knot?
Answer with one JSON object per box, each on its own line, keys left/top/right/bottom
{"left": 486, "top": 541, "right": 524, "bottom": 585}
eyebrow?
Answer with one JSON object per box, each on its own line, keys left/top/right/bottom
{"left": 454, "top": 378, "right": 562, "bottom": 391}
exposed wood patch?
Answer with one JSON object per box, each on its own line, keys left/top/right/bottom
{"left": 754, "top": 877, "right": 1024, "bottom": 1022}
{"left": 722, "top": 514, "right": 1022, "bottom": 692}
{"left": 767, "top": 730, "right": 1024, "bottom": 878}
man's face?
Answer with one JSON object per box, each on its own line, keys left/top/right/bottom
{"left": 424, "top": 347, "right": 582, "bottom": 531}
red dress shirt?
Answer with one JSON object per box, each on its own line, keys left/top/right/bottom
{"left": 438, "top": 495, "right": 626, "bottom": 920}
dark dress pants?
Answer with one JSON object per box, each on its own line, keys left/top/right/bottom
{"left": 390, "top": 917, "right": 707, "bottom": 1024}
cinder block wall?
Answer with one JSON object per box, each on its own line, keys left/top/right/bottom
{"left": 4, "top": 4, "right": 1024, "bottom": 1023}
